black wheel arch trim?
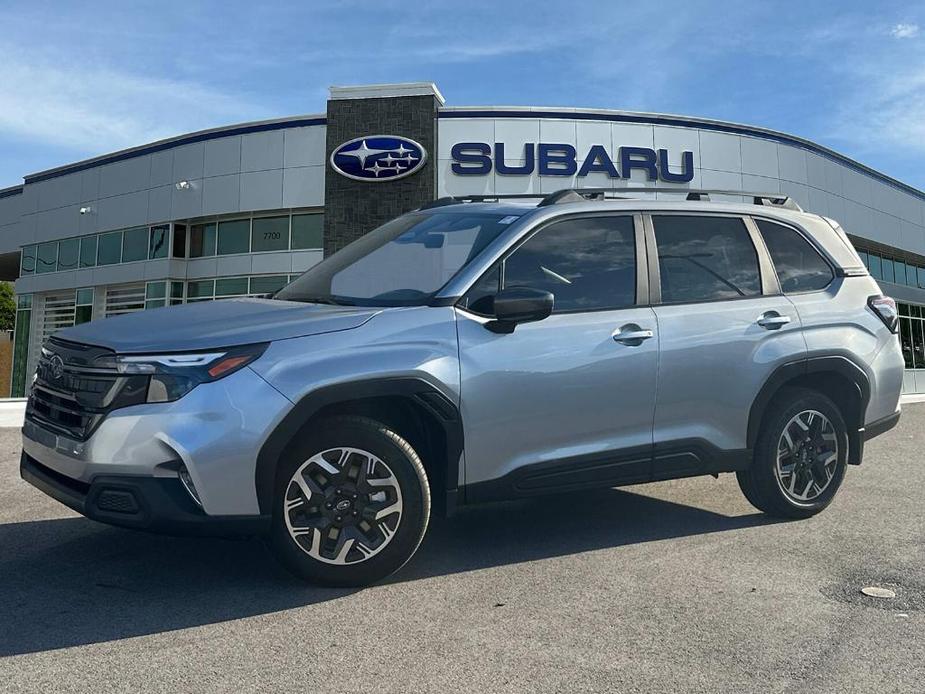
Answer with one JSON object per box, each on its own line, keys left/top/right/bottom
{"left": 862, "top": 410, "right": 900, "bottom": 441}
{"left": 254, "top": 377, "right": 463, "bottom": 517}
{"left": 747, "top": 355, "right": 871, "bottom": 464}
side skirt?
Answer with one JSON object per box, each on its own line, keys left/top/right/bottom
{"left": 462, "top": 440, "right": 752, "bottom": 505}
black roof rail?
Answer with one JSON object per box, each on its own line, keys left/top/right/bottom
{"left": 417, "top": 188, "right": 803, "bottom": 212}
{"left": 537, "top": 187, "right": 803, "bottom": 212}
{"left": 416, "top": 193, "right": 546, "bottom": 211}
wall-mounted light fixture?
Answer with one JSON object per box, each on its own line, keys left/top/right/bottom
{"left": 79, "top": 206, "right": 92, "bottom": 215}
{"left": 175, "top": 180, "right": 191, "bottom": 191}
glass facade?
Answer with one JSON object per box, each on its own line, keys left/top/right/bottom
{"left": 181, "top": 212, "right": 322, "bottom": 258}
{"left": 12, "top": 209, "right": 322, "bottom": 392}
{"left": 11, "top": 295, "right": 32, "bottom": 398}
{"left": 186, "top": 274, "right": 296, "bottom": 302}
{"left": 858, "top": 247, "right": 925, "bottom": 289}
{"left": 897, "top": 302, "right": 925, "bottom": 394}
{"left": 19, "top": 212, "right": 323, "bottom": 277}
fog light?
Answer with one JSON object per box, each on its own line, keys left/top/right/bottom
{"left": 178, "top": 463, "right": 202, "bottom": 507}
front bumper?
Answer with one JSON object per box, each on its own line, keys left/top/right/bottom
{"left": 20, "top": 451, "right": 269, "bottom": 536}
{"left": 20, "top": 365, "right": 293, "bottom": 527}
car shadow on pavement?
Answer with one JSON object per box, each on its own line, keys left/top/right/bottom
{"left": 0, "top": 487, "right": 775, "bottom": 657}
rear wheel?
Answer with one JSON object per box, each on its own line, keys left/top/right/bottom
{"left": 269, "top": 416, "right": 430, "bottom": 586}
{"left": 737, "top": 388, "right": 848, "bottom": 519}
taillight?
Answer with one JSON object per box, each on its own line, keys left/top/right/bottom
{"left": 868, "top": 295, "right": 898, "bottom": 333}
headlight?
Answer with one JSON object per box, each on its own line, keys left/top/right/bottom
{"left": 97, "top": 343, "right": 269, "bottom": 403}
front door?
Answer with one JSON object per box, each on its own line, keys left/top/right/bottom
{"left": 455, "top": 214, "right": 659, "bottom": 498}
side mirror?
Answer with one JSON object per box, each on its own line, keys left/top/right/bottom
{"left": 486, "top": 287, "right": 554, "bottom": 333}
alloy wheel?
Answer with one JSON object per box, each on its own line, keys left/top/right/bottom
{"left": 283, "top": 447, "right": 403, "bottom": 565}
{"left": 774, "top": 409, "right": 839, "bottom": 504}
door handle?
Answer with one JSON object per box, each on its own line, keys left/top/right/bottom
{"left": 757, "top": 312, "right": 792, "bottom": 330}
{"left": 612, "top": 324, "right": 654, "bottom": 345}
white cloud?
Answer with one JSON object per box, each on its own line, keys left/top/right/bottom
{"left": 0, "top": 47, "right": 271, "bottom": 164}
{"left": 890, "top": 23, "right": 920, "bottom": 39}
{"left": 828, "top": 56, "right": 925, "bottom": 162}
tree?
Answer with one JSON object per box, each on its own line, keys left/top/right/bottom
{"left": 0, "top": 282, "right": 15, "bottom": 332}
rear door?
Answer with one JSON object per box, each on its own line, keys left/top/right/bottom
{"left": 648, "top": 213, "right": 806, "bottom": 478}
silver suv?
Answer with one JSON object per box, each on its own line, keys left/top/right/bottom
{"left": 21, "top": 188, "right": 904, "bottom": 586}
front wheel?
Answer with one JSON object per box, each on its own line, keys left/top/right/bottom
{"left": 269, "top": 416, "right": 430, "bottom": 586}
{"left": 737, "top": 388, "right": 849, "bottom": 519}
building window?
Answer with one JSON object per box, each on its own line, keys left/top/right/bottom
{"left": 292, "top": 213, "right": 323, "bottom": 249}
{"left": 217, "top": 219, "right": 250, "bottom": 255}
{"left": 250, "top": 275, "right": 289, "bottom": 295}
{"left": 187, "top": 279, "right": 215, "bottom": 302}
{"left": 190, "top": 223, "right": 217, "bottom": 258}
{"left": 867, "top": 253, "right": 882, "bottom": 280}
{"left": 882, "top": 257, "right": 896, "bottom": 283}
{"left": 97, "top": 231, "right": 122, "bottom": 265}
{"left": 11, "top": 295, "right": 33, "bottom": 397}
{"left": 145, "top": 281, "right": 167, "bottom": 309}
{"left": 215, "top": 277, "right": 249, "bottom": 297}
{"left": 149, "top": 225, "right": 170, "bottom": 259}
{"left": 172, "top": 224, "right": 187, "bottom": 258}
{"left": 251, "top": 216, "right": 289, "bottom": 253}
{"left": 170, "top": 281, "right": 185, "bottom": 305}
{"left": 75, "top": 288, "right": 93, "bottom": 324}
{"left": 57, "top": 238, "right": 80, "bottom": 272}
{"left": 122, "top": 227, "right": 148, "bottom": 263}
{"left": 898, "top": 303, "right": 925, "bottom": 370}
{"left": 79, "top": 236, "right": 98, "bottom": 268}
{"left": 20, "top": 246, "right": 36, "bottom": 275}
{"left": 36, "top": 242, "right": 58, "bottom": 274}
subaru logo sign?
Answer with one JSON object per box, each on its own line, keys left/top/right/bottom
{"left": 49, "top": 354, "right": 64, "bottom": 380}
{"left": 330, "top": 135, "right": 427, "bottom": 182}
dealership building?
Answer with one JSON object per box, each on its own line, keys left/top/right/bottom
{"left": 2, "top": 81, "right": 925, "bottom": 396}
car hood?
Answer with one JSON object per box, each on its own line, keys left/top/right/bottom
{"left": 55, "top": 298, "right": 381, "bottom": 353}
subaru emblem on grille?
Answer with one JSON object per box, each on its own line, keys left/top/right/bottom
{"left": 49, "top": 354, "right": 65, "bottom": 380}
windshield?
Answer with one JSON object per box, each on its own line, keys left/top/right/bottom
{"left": 276, "top": 211, "right": 519, "bottom": 306}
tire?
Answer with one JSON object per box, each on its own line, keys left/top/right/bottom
{"left": 737, "top": 388, "right": 849, "bottom": 519}
{"left": 269, "top": 416, "right": 431, "bottom": 587}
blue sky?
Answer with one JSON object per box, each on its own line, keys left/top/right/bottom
{"left": 1, "top": 0, "right": 923, "bottom": 189}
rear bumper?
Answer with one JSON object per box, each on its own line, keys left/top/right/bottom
{"left": 862, "top": 410, "right": 901, "bottom": 441}
{"left": 20, "top": 452, "right": 269, "bottom": 537}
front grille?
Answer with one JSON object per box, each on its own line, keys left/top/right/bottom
{"left": 26, "top": 337, "right": 148, "bottom": 441}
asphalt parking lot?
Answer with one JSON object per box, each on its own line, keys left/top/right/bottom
{"left": 0, "top": 407, "right": 923, "bottom": 694}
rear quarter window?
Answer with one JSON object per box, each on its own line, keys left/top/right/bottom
{"left": 756, "top": 219, "right": 833, "bottom": 293}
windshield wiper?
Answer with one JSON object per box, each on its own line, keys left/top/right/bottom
{"left": 293, "top": 296, "right": 356, "bottom": 306}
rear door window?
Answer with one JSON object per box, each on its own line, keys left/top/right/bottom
{"left": 652, "top": 215, "right": 761, "bottom": 303}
